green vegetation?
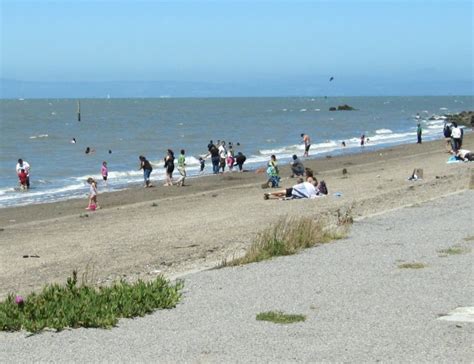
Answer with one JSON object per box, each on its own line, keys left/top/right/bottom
{"left": 256, "top": 311, "right": 306, "bottom": 324}
{"left": 398, "top": 262, "right": 426, "bottom": 269}
{"left": 220, "top": 213, "right": 351, "bottom": 267}
{"left": 438, "top": 246, "right": 471, "bottom": 256}
{"left": 0, "top": 271, "right": 183, "bottom": 333}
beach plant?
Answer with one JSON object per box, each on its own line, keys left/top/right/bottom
{"left": 256, "top": 311, "right": 306, "bottom": 324}
{"left": 0, "top": 270, "right": 183, "bottom": 333}
{"left": 397, "top": 262, "right": 426, "bottom": 269}
{"left": 220, "top": 213, "right": 351, "bottom": 267}
{"left": 438, "top": 246, "right": 471, "bottom": 257}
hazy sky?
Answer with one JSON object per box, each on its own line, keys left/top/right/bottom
{"left": 1, "top": 0, "right": 473, "bottom": 94}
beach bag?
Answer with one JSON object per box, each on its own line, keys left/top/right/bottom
{"left": 318, "top": 180, "right": 328, "bottom": 195}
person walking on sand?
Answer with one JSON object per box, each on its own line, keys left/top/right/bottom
{"left": 164, "top": 149, "right": 175, "bottom": 186}
{"left": 450, "top": 122, "right": 462, "bottom": 152}
{"left": 16, "top": 159, "right": 31, "bottom": 189}
{"left": 86, "top": 177, "right": 99, "bottom": 210}
{"left": 301, "top": 133, "right": 311, "bottom": 157}
{"left": 177, "top": 149, "right": 186, "bottom": 186}
{"left": 139, "top": 155, "right": 153, "bottom": 188}
{"left": 101, "top": 161, "right": 109, "bottom": 186}
{"left": 416, "top": 123, "right": 423, "bottom": 144}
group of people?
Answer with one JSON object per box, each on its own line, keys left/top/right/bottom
{"left": 204, "top": 140, "right": 247, "bottom": 175}
{"left": 264, "top": 166, "right": 328, "bottom": 200}
{"left": 443, "top": 121, "right": 473, "bottom": 161}
{"left": 138, "top": 141, "right": 248, "bottom": 189}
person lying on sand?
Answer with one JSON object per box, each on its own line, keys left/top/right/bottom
{"left": 453, "top": 149, "right": 474, "bottom": 162}
{"left": 264, "top": 178, "right": 319, "bottom": 200}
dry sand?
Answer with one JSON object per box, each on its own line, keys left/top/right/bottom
{"left": 0, "top": 135, "right": 472, "bottom": 299}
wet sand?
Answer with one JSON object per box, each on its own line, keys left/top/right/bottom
{"left": 0, "top": 135, "right": 472, "bottom": 298}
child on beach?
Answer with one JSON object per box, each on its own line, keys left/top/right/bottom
{"left": 101, "top": 161, "right": 108, "bottom": 186}
{"left": 177, "top": 149, "right": 186, "bottom": 186}
{"left": 226, "top": 146, "right": 235, "bottom": 172}
{"left": 199, "top": 157, "right": 205, "bottom": 173}
{"left": 86, "top": 177, "right": 99, "bottom": 210}
{"left": 18, "top": 169, "right": 28, "bottom": 190}
{"left": 262, "top": 155, "right": 280, "bottom": 188}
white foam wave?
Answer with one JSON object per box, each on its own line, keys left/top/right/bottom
{"left": 29, "top": 134, "right": 49, "bottom": 139}
{"left": 375, "top": 129, "right": 393, "bottom": 134}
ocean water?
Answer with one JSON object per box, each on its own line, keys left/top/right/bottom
{"left": 0, "top": 96, "right": 471, "bottom": 207}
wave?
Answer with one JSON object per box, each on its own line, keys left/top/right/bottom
{"left": 375, "top": 129, "right": 393, "bottom": 134}
{"left": 29, "top": 134, "right": 49, "bottom": 139}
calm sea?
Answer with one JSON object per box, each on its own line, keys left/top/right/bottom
{"left": 0, "top": 96, "right": 471, "bottom": 207}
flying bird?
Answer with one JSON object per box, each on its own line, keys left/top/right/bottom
{"left": 329, "top": 76, "right": 334, "bottom": 82}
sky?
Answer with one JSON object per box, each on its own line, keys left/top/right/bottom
{"left": 1, "top": 0, "right": 473, "bottom": 96}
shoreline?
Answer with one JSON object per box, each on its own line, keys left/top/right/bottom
{"left": 0, "top": 135, "right": 472, "bottom": 298}
{"left": 1, "top": 135, "right": 469, "bottom": 226}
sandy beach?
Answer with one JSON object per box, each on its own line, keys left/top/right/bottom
{"left": 0, "top": 135, "right": 472, "bottom": 299}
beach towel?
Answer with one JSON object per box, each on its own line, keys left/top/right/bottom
{"left": 447, "top": 156, "right": 461, "bottom": 164}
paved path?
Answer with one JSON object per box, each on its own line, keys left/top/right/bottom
{"left": 1, "top": 191, "right": 473, "bottom": 363}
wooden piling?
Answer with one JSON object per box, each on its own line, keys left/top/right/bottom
{"left": 77, "top": 100, "right": 81, "bottom": 121}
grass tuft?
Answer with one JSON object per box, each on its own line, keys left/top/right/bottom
{"left": 220, "top": 213, "right": 351, "bottom": 267}
{"left": 0, "top": 271, "right": 183, "bottom": 333}
{"left": 463, "top": 236, "right": 474, "bottom": 242}
{"left": 256, "top": 311, "right": 306, "bottom": 324}
{"left": 438, "top": 246, "right": 471, "bottom": 256}
{"left": 398, "top": 262, "right": 426, "bottom": 269}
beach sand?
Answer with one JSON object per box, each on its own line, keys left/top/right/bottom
{"left": 0, "top": 135, "right": 472, "bottom": 298}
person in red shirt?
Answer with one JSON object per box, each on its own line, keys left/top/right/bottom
{"left": 18, "top": 169, "right": 28, "bottom": 190}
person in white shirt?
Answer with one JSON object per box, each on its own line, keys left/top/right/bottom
{"left": 450, "top": 122, "right": 462, "bottom": 151}
{"left": 264, "top": 178, "right": 318, "bottom": 200}
{"left": 218, "top": 141, "right": 227, "bottom": 173}
{"left": 15, "top": 159, "right": 30, "bottom": 188}
{"left": 454, "top": 149, "right": 474, "bottom": 162}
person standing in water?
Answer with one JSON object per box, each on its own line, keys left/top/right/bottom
{"left": 301, "top": 133, "right": 311, "bottom": 157}
{"left": 416, "top": 123, "right": 423, "bottom": 144}
{"left": 164, "top": 149, "right": 175, "bottom": 186}
{"left": 16, "top": 159, "right": 31, "bottom": 189}
{"left": 139, "top": 155, "right": 153, "bottom": 188}
{"left": 177, "top": 149, "right": 186, "bottom": 186}
{"left": 101, "top": 161, "right": 109, "bottom": 186}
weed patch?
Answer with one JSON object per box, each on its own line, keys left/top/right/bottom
{"left": 0, "top": 271, "right": 183, "bottom": 333}
{"left": 438, "top": 246, "right": 471, "bottom": 256}
{"left": 256, "top": 311, "right": 306, "bottom": 324}
{"left": 398, "top": 262, "right": 426, "bottom": 269}
{"left": 220, "top": 213, "right": 351, "bottom": 267}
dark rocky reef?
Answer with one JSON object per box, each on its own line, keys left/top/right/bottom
{"left": 329, "top": 104, "right": 356, "bottom": 111}
{"left": 445, "top": 111, "right": 474, "bottom": 127}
